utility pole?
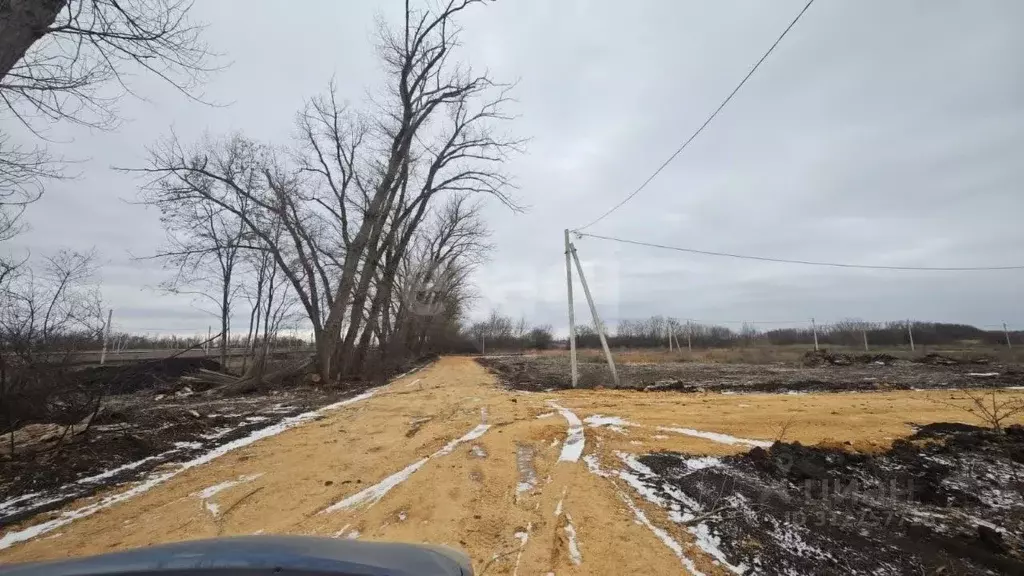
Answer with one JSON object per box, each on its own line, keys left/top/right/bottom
{"left": 99, "top": 308, "right": 113, "bottom": 365}
{"left": 907, "top": 319, "right": 915, "bottom": 352}
{"left": 667, "top": 319, "right": 673, "bottom": 351}
{"left": 686, "top": 320, "right": 692, "bottom": 352}
{"left": 862, "top": 326, "right": 869, "bottom": 352}
{"left": 481, "top": 334, "right": 486, "bottom": 355}
{"left": 564, "top": 230, "right": 578, "bottom": 387}
{"left": 811, "top": 318, "right": 819, "bottom": 351}
{"left": 206, "top": 326, "right": 212, "bottom": 356}
{"left": 1004, "top": 322, "right": 1012, "bottom": 350}
{"left": 569, "top": 241, "right": 620, "bottom": 387}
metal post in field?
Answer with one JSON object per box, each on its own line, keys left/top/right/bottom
{"left": 569, "top": 241, "right": 620, "bottom": 387}
{"left": 206, "top": 326, "right": 211, "bottom": 356}
{"left": 862, "top": 326, "right": 869, "bottom": 352}
{"left": 1004, "top": 322, "right": 1012, "bottom": 349}
{"left": 811, "top": 317, "right": 819, "bottom": 351}
{"left": 687, "top": 320, "right": 692, "bottom": 352}
{"left": 564, "top": 229, "right": 578, "bottom": 387}
{"left": 667, "top": 319, "right": 673, "bottom": 351}
{"left": 481, "top": 334, "right": 486, "bottom": 355}
{"left": 907, "top": 319, "right": 915, "bottom": 352}
{"left": 99, "top": 308, "right": 113, "bottom": 365}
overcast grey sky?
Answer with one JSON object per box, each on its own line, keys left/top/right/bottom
{"left": 6, "top": 0, "right": 1024, "bottom": 336}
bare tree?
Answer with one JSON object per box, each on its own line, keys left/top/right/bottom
{"left": 380, "top": 193, "right": 490, "bottom": 369}
{"left": 0, "top": 0, "right": 215, "bottom": 220}
{"left": 0, "top": 133, "right": 64, "bottom": 282}
{"left": 131, "top": 0, "right": 520, "bottom": 384}
{"left": 139, "top": 158, "right": 251, "bottom": 367}
{"left": 940, "top": 390, "right": 1024, "bottom": 434}
{"left": 1, "top": 0, "right": 214, "bottom": 128}
{"left": 0, "top": 248, "right": 103, "bottom": 454}
{"left": 0, "top": 248, "right": 102, "bottom": 362}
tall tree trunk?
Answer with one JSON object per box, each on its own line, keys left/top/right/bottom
{"left": 319, "top": 145, "right": 412, "bottom": 382}
{"left": 0, "top": 0, "right": 66, "bottom": 81}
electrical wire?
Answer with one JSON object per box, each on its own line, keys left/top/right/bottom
{"left": 575, "top": 0, "right": 816, "bottom": 232}
{"left": 576, "top": 232, "right": 1024, "bottom": 271}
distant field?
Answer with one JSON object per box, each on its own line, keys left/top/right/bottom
{"left": 36, "top": 347, "right": 311, "bottom": 366}
{"left": 538, "top": 343, "right": 1024, "bottom": 365}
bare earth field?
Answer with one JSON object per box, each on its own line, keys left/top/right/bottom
{"left": 479, "top": 350, "right": 1024, "bottom": 392}
{"left": 1, "top": 356, "right": 1023, "bottom": 574}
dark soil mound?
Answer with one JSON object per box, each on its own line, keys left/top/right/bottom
{"left": 475, "top": 356, "right": 574, "bottom": 391}
{"left": 913, "top": 352, "right": 992, "bottom": 366}
{"left": 802, "top": 349, "right": 900, "bottom": 367}
{"left": 636, "top": 423, "right": 1024, "bottom": 575}
{"left": 78, "top": 357, "right": 222, "bottom": 394}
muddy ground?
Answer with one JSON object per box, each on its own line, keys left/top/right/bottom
{"left": 632, "top": 423, "right": 1024, "bottom": 574}
{"left": 2, "top": 357, "right": 1023, "bottom": 575}
{"left": 0, "top": 358, "right": 399, "bottom": 529}
{"left": 478, "top": 351, "right": 1024, "bottom": 393}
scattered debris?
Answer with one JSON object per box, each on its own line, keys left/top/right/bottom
{"left": 802, "top": 349, "right": 899, "bottom": 367}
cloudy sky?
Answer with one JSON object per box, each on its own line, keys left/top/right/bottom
{"left": 6, "top": 0, "right": 1024, "bottom": 337}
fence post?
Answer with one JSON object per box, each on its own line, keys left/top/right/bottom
{"left": 811, "top": 318, "right": 819, "bottom": 351}
{"left": 1004, "top": 322, "right": 1012, "bottom": 350}
{"left": 99, "top": 308, "right": 113, "bottom": 365}
{"left": 564, "top": 229, "right": 578, "bottom": 387}
{"left": 907, "top": 319, "right": 915, "bottom": 352}
{"left": 569, "top": 241, "right": 620, "bottom": 387}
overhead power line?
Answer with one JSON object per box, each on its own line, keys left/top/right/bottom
{"left": 576, "top": 232, "right": 1024, "bottom": 271}
{"left": 575, "top": 0, "right": 816, "bottom": 232}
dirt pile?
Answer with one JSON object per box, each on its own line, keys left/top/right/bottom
{"left": 475, "top": 356, "right": 575, "bottom": 391}
{"left": 913, "top": 352, "right": 992, "bottom": 366}
{"left": 78, "top": 357, "right": 223, "bottom": 394}
{"left": 801, "top": 349, "right": 900, "bottom": 367}
{"left": 638, "top": 423, "right": 1024, "bottom": 574}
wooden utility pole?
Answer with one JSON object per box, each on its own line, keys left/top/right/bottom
{"left": 206, "top": 326, "right": 212, "bottom": 356}
{"left": 907, "top": 319, "right": 915, "bottom": 352}
{"left": 667, "top": 319, "right": 673, "bottom": 351}
{"left": 1004, "top": 322, "right": 1012, "bottom": 350}
{"left": 564, "top": 230, "right": 578, "bottom": 387}
{"left": 569, "top": 242, "right": 619, "bottom": 387}
{"left": 99, "top": 309, "right": 113, "bottom": 365}
{"left": 862, "top": 326, "right": 869, "bottom": 352}
{"left": 811, "top": 318, "right": 819, "bottom": 351}
{"left": 687, "top": 320, "right": 692, "bottom": 352}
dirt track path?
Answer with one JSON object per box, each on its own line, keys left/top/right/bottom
{"left": 2, "top": 357, "right": 1021, "bottom": 574}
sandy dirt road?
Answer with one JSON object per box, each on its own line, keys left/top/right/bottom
{"left": 2, "top": 357, "right": 1021, "bottom": 574}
